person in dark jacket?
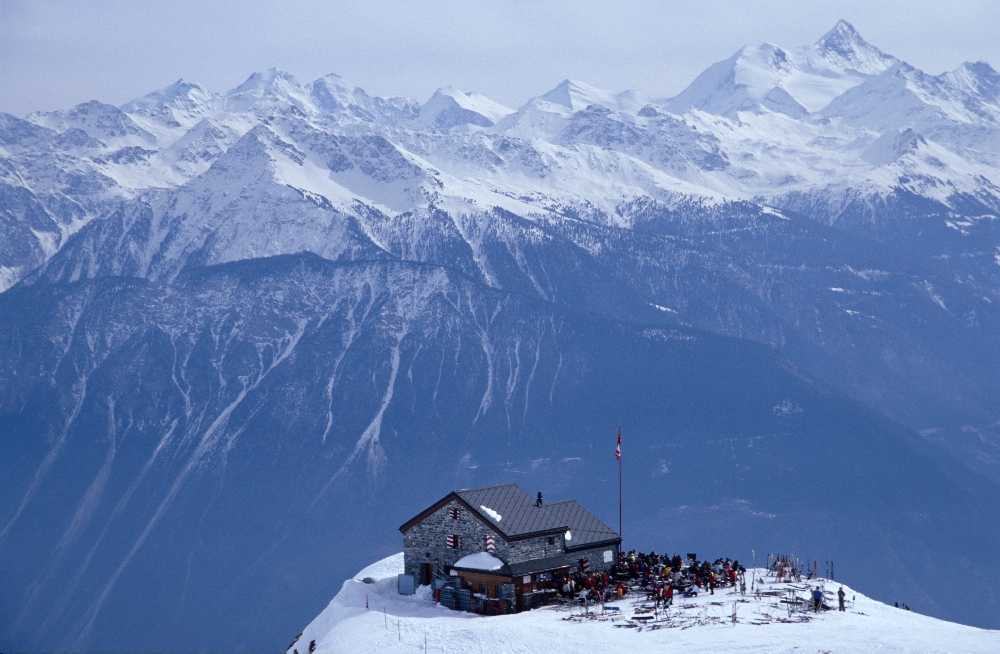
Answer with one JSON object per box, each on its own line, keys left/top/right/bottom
{"left": 838, "top": 587, "right": 846, "bottom": 611}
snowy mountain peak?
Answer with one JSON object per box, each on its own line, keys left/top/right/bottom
{"left": 228, "top": 68, "right": 301, "bottom": 96}
{"left": 121, "top": 79, "right": 214, "bottom": 113}
{"left": 816, "top": 19, "right": 863, "bottom": 48}
{"left": 307, "top": 73, "right": 367, "bottom": 113}
{"left": 538, "top": 79, "right": 647, "bottom": 113}
{"left": 26, "top": 100, "right": 155, "bottom": 145}
{"left": 815, "top": 19, "right": 897, "bottom": 75}
{"left": 943, "top": 61, "right": 1000, "bottom": 102}
{"left": 664, "top": 45, "right": 810, "bottom": 117}
{"left": 666, "top": 22, "right": 902, "bottom": 117}
{"left": 414, "top": 87, "right": 513, "bottom": 129}
{"left": 540, "top": 79, "right": 594, "bottom": 111}
{"left": 224, "top": 68, "right": 313, "bottom": 114}
{"left": 861, "top": 127, "right": 927, "bottom": 165}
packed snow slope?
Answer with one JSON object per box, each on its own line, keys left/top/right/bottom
{"left": 298, "top": 553, "right": 1000, "bottom": 654}
{"left": 3, "top": 19, "right": 1000, "bottom": 654}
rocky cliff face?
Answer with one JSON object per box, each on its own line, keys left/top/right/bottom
{"left": 2, "top": 21, "right": 1000, "bottom": 653}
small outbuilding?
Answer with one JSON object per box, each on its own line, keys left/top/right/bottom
{"left": 398, "top": 483, "right": 621, "bottom": 609}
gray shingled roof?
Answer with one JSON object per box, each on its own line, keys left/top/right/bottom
{"left": 454, "top": 483, "right": 620, "bottom": 550}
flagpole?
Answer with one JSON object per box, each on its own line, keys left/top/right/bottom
{"left": 618, "top": 426, "right": 623, "bottom": 556}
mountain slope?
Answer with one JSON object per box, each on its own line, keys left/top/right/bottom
{"left": 3, "top": 18, "right": 1000, "bottom": 654}
{"left": 2, "top": 254, "right": 999, "bottom": 652}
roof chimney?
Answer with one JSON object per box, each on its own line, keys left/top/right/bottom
{"left": 536, "top": 492, "right": 543, "bottom": 507}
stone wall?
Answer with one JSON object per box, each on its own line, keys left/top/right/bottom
{"left": 402, "top": 498, "right": 619, "bottom": 578}
{"left": 565, "top": 543, "right": 618, "bottom": 574}
{"left": 506, "top": 532, "right": 566, "bottom": 565}
{"left": 402, "top": 499, "right": 567, "bottom": 575}
{"left": 403, "top": 499, "right": 505, "bottom": 576}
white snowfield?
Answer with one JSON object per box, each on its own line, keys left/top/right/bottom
{"left": 293, "top": 553, "right": 1000, "bottom": 654}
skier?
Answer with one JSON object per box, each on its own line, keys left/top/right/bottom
{"left": 812, "top": 587, "right": 823, "bottom": 612}
{"left": 838, "top": 587, "right": 846, "bottom": 611}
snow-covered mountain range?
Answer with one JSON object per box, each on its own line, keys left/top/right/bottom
{"left": 3, "top": 20, "right": 1000, "bottom": 654}
{"left": 7, "top": 20, "right": 1000, "bottom": 292}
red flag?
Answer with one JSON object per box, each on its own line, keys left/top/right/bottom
{"left": 615, "top": 427, "right": 621, "bottom": 461}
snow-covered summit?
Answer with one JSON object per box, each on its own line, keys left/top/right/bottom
{"left": 121, "top": 79, "right": 216, "bottom": 113}
{"left": 224, "top": 68, "right": 315, "bottom": 114}
{"left": 308, "top": 73, "right": 420, "bottom": 124}
{"left": 942, "top": 61, "right": 1000, "bottom": 104}
{"left": 413, "top": 87, "right": 513, "bottom": 129}
{"left": 493, "top": 79, "right": 650, "bottom": 141}
{"left": 120, "top": 79, "right": 221, "bottom": 138}
{"left": 538, "top": 79, "right": 649, "bottom": 114}
{"left": 27, "top": 100, "right": 156, "bottom": 146}
{"left": 665, "top": 21, "right": 895, "bottom": 117}
{"left": 292, "top": 553, "right": 1000, "bottom": 653}
{"left": 815, "top": 19, "right": 898, "bottom": 76}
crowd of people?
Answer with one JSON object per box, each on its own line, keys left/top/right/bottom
{"left": 541, "top": 550, "right": 748, "bottom": 607}
{"left": 525, "top": 549, "right": 866, "bottom": 617}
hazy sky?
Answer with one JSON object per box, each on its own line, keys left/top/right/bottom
{"left": 1, "top": 0, "right": 999, "bottom": 116}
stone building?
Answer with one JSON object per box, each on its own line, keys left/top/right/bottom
{"left": 398, "top": 483, "right": 621, "bottom": 604}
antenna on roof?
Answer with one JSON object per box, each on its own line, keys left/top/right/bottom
{"left": 536, "top": 492, "right": 543, "bottom": 507}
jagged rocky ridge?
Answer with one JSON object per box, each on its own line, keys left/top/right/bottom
{"left": 2, "top": 20, "right": 1000, "bottom": 653}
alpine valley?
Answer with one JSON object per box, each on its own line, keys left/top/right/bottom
{"left": 2, "top": 20, "right": 1000, "bottom": 653}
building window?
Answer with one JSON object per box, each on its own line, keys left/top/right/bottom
{"left": 547, "top": 537, "right": 554, "bottom": 545}
{"left": 448, "top": 507, "right": 460, "bottom": 519}
{"left": 445, "top": 534, "right": 461, "bottom": 549}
